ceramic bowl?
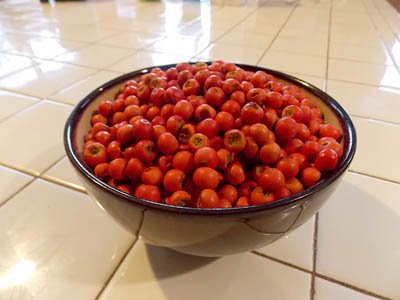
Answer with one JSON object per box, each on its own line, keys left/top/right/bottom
{"left": 64, "top": 63, "right": 356, "bottom": 257}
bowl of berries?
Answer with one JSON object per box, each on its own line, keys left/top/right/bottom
{"left": 64, "top": 61, "right": 356, "bottom": 257}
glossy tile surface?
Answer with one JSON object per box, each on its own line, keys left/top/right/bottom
{"left": 0, "top": 165, "right": 32, "bottom": 205}
{"left": 259, "top": 51, "right": 327, "bottom": 77}
{"left": 271, "top": 36, "right": 328, "bottom": 57}
{"left": 318, "top": 172, "right": 400, "bottom": 299}
{"left": 1, "top": 0, "right": 399, "bottom": 298}
{"left": 50, "top": 70, "right": 121, "bottom": 105}
{"left": 0, "top": 53, "right": 38, "bottom": 78}
{"left": 256, "top": 217, "right": 315, "bottom": 271}
{"left": 146, "top": 36, "right": 210, "bottom": 57}
{"left": 327, "top": 80, "right": 400, "bottom": 124}
{"left": 0, "top": 101, "right": 72, "bottom": 175}
{"left": 292, "top": 74, "right": 326, "bottom": 90}
{"left": 106, "top": 51, "right": 191, "bottom": 73}
{"left": 0, "top": 90, "right": 38, "bottom": 122}
{"left": 98, "top": 32, "right": 163, "bottom": 50}
{"left": 0, "top": 179, "right": 133, "bottom": 300}
{"left": 217, "top": 32, "right": 274, "bottom": 49}
{"left": 314, "top": 278, "right": 378, "bottom": 300}
{"left": 54, "top": 44, "right": 133, "bottom": 69}
{"left": 42, "top": 156, "right": 85, "bottom": 192}
{"left": 350, "top": 116, "right": 400, "bottom": 183}
{"left": 329, "top": 42, "right": 393, "bottom": 65}
{"left": 328, "top": 59, "right": 400, "bottom": 88}
{"left": 99, "top": 240, "right": 311, "bottom": 300}
{"left": 3, "top": 33, "right": 88, "bottom": 60}
{"left": 0, "top": 61, "right": 95, "bottom": 98}
{"left": 198, "top": 42, "right": 266, "bottom": 65}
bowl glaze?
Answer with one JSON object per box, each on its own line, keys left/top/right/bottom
{"left": 64, "top": 63, "right": 356, "bottom": 257}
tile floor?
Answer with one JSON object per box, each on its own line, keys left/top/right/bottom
{"left": 0, "top": 0, "right": 399, "bottom": 299}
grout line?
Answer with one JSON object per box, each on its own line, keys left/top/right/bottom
{"left": 327, "top": 76, "right": 400, "bottom": 90}
{"left": 252, "top": 246, "right": 393, "bottom": 300}
{"left": 40, "top": 174, "right": 87, "bottom": 194}
{"left": 348, "top": 113, "right": 400, "bottom": 126}
{"left": 0, "top": 177, "right": 36, "bottom": 209}
{"left": 369, "top": 0, "right": 400, "bottom": 45}
{"left": 312, "top": 6, "right": 332, "bottom": 300}
{"left": 0, "top": 161, "right": 39, "bottom": 177}
{"left": 362, "top": 0, "right": 400, "bottom": 75}
{"left": 348, "top": 170, "right": 400, "bottom": 185}
{"left": 0, "top": 60, "right": 41, "bottom": 82}
{"left": 0, "top": 100, "right": 41, "bottom": 124}
{"left": 94, "top": 209, "right": 147, "bottom": 300}
{"left": 310, "top": 213, "right": 319, "bottom": 300}
{"left": 189, "top": 6, "right": 262, "bottom": 60}
{"left": 256, "top": 3, "right": 299, "bottom": 65}
{"left": 35, "top": 66, "right": 100, "bottom": 100}
{"left": 0, "top": 155, "right": 81, "bottom": 208}
{"left": 0, "top": 84, "right": 50, "bottom": 99}
{"left": 324, "top": 75, "right": 400, "bottom": 90}
{"left": 251, "top": 251, "right": 312, "bottom": 274}
{"left": 0, "top": 158, "right": 88, "bottom": 194}
{"left": 0, "top": 97, "right": 75, "bottom": 126}
{"left": 88, "top": 11, "right": 217, "bottom": 70}
{"left": 314, "top": 273, "right": 393, "bottom": 300}
{"left": 0, "top": 86, "right": 42, "bottom": 100}
{"left": 93, "top": 237, "right": 139, "bottom": 300}
{"left": 328, "top": 55, "right": 396, "bottom": 67}
{"left": 324, "top": 0, "right": 333, "bottom": 97}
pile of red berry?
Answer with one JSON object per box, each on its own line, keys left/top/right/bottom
{"left": 83, "top": 61, "right": 343, "bottom": 208}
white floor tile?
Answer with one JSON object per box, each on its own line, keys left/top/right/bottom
{"left": 271, "top": 36, "right": 328, "bottom": 57}
{"left": 26, "top": 23, "right": 119, "bottom": 43}
{"left": 42, "top": 156, "right": 85, "bottom": 191}
{"left": 330, "top": 43, "right": 393, "bottom": 65}
{"left": 198, "top": 42, "right": 266, "bottom": 65}
{"left": 0, "top": 179, "right": 133, "bottom": 300}
{"left": 102, "top": 19, "right": 187, "bottom": 36}
{"left": 318, "top": 172, "right": 400, "bottom": 299}
{"left": 327, "top": 80, "right": 400, "bottom": 124}
{"left": 98, "top": 31, "right": 163, "bottom": 50}
{"left": 206, "top": 17, "right": 240, "bottom": 30}
{"left": 0, "top": 61, "right": 95, "bottom": 98}
{"left": 279, "top": 25, "right": 328, "bottom": 40}
{"left": 256, "top": 217, "right": 315, "bottom": 271}
{"left": 99, "top": 240, "right": 311, "bottom": 300}
{"left": 0, "top": 90, "right": 38, "bottom": 122}
{"left": 330, "top": 30, "right": 383, "bottom": 47}
{"left": 3, "top": 33, "right": 88, "bottom": 59}
{"left": 248, "top": 10, "right": 291, "bottom": 26}
{"left": 106, "top": 51, "right": 191, "bottom": 74}
{"left": 332, "top": 0, "right": 367, "bottom": 12}
{"left": 54, "top": 44, "right": 133, "bottom": 69}
{"left": 0, "top": 101, "right": 72, "bottom": 175}
{"left": 328, "top": 59, "right": 400, "bottom": 89}
{"left": 146, "top": 36, "right": 211, "bottom": 57}
{"left": 49, "top": 70, "right": 121, "bottom": 105}
{"left": 350, "top": 116, "right": 400, "bottom": 183}
{"left": 232, "top": 21, "right": 282, "bottom": 36}
{"left": 314, "top": 278, "right": 378, "bottom": 300}
{"left": 176, "top": 24, "right": 226, "bottom": 41}
{"left": 291, "top": 74, "right": 326, "bottom": 91}
{"left": 217, "top": 31, "right": 275, "bottom": 49}
{"left": 0, "top": 165, "right": 33, "bottom": 205}
{"left": 0, "top": 52, "right": 38, "bottom": 78}
{"left": 259, "top": 50, "right": 327, "bottom": 77}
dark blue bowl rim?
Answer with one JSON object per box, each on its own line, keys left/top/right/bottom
{"left": 64, "top": 62, "right": 357, "bottom": 216}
